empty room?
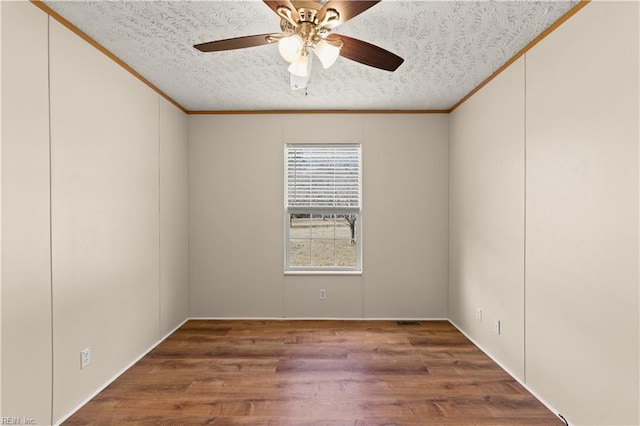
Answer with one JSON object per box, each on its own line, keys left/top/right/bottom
{"left": 1, "top": 0, "right": 639, "bottom": 424}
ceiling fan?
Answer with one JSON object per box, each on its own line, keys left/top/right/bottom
{"left": 194, "top": 0, "right": 403, "bottom": 90}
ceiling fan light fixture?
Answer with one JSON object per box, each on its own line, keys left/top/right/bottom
{"left": 278, "top": 34, "right": 304, "bottom": 63}
{"left": 288, "top": 53, "right": 311, "bottom": 77}
{"left": 194, "top": 0, "right": 405, "bottom": 92}
{"left": 314, "top": 39, "right": 341, "bottom": 69}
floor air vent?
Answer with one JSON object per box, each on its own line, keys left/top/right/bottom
{"left": 396, "top": 320, "right": 421, "bottom": 326}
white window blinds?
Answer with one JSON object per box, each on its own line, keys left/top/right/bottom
{"left": 286, "top": 144, "right": 361, "bottom": 211}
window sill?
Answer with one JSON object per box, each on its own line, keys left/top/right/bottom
{"left": 284, "top": 270, "right": 363, "bottom": 276}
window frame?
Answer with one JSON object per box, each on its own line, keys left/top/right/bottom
{"left": 284, "top": 143, "right": 362, "bottom": 274}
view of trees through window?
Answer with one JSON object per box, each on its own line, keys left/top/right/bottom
{"left": 289, "top": 214, "right": 357, "bottom": 267}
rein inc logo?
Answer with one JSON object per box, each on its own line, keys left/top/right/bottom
{"left": 1, "top": 418, "right": 35, "bottom": 425}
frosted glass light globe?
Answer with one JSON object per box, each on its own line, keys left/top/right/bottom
{"left": 314, "top": 39, "right": 341, "bottom": 69}
{"left": 279, "top": 35, "right": 304, "bottom": 63}
{"left": 287, "top": 54, "right": 310, "bottom": 77}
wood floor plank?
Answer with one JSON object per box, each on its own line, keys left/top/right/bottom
{"left": 63, "top": 320, "right": 562, "bottom": 425}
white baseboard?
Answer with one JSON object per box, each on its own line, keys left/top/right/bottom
{"left": 447, "top": 319, "right": 569, "bottom": 425}
{"left": 54, "top": 318, "right": 189, "bottom": 425}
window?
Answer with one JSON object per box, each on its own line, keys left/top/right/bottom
{"left": 285, "top": 144, "right": 361, "bottom": 272}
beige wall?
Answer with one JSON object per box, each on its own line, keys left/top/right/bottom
{"left": 189, "top": 115, "right": 284, "bottom": 317}
{"left": 449, "top": 1, "right": 639, "bottom": 424}
{"left": 361, "top": 115, "right": 449, "bottom": 318}
{"left": 1, "top": 3, "right": 52, "bottom": 423}
{"left": 525, "top": 2, "right": 639, "bottom": 424}
{"left": 49, "top": 18, "right": 162, "bottom": 420}
{"left": 449, "top": 57, "right": 526, "bottom": 380}
{"left": 1, "top": 5, "right": 189, "bottom": 423}
{"left": 160, "top": 98, "right": 189, "bottom": 335}
{"left": 189, "top": 114, "right": 449, "bottom": 319}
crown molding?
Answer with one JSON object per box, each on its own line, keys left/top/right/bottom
{"left": 448, "top": 0, "right": 590, "bottom": 113}
{"left": 187, "top": 109, "right": 449, "bottom": 115}
{"left": 30, "top": 0, "right": 188, "bottom": 114}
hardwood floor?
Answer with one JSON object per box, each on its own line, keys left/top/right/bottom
{"left": 64, "top": 320, "right": 562, "bottom": 425}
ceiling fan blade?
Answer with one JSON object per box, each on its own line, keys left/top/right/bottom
{"left": 318, "top": 1, "right": 380, "bottom": 29}
{"left": 194, "top": 34, "right": 279, "bottom": 53}
{"left": 263, "top": 0, "right": 300, "bottom": 23}
{"left": 328, "top": 34, "right": 404, "bottom": 71}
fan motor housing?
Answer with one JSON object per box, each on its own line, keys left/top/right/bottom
{"left": 280, "top": 6, "right": 332, "bottom": 40}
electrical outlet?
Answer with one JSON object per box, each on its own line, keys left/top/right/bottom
{"left": 476, "top": 309, "right": 482, "bottom": 323}
{"left": 319, "top": 289, "right": 327, "bottom": 300}
{"left": 493, "top": 319, "right": 501, "bottom": 335}
{"left": 80, "top": 348, "right": 91, "bottom": 369}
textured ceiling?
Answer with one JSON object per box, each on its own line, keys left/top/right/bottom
{"left": 43, "top": 0, "right": 579, "bottom": 111}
